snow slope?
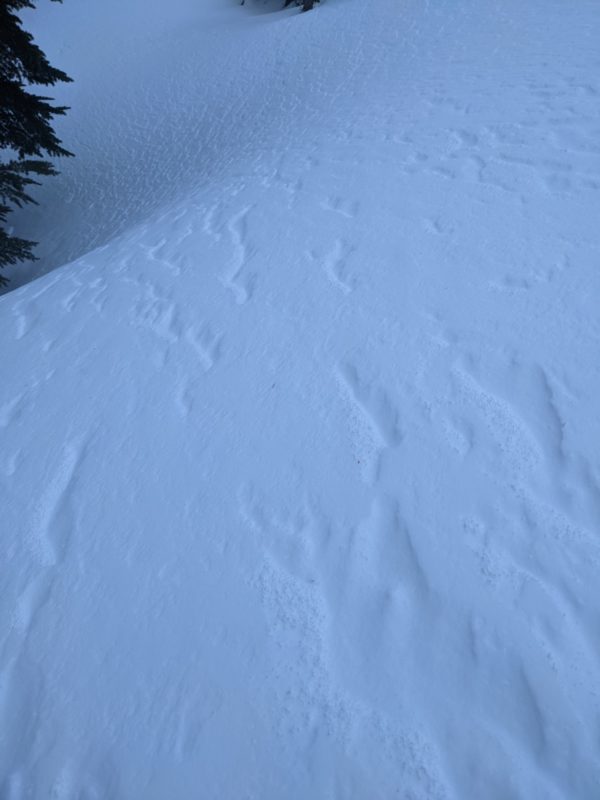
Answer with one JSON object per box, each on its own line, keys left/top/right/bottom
{"left": 2, "top": 0, "right": 600, "bottom": 797}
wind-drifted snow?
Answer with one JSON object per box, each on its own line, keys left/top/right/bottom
{"left": 1, "top": 0, "right": 600, "bottom": 797}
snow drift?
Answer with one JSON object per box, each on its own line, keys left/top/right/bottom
{"left": 1, "top": 0, "right": 600, "bottom": 797}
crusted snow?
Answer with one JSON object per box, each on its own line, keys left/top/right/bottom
{"left": 1, "top": 0, "right": 600, "bottom": 796}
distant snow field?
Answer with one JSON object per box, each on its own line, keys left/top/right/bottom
{"left": 1, "top": 0, "right": 600, "bottom": 797}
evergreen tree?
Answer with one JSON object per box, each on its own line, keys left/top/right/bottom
{"left": 0, "top": 0, "right": 72, "bottom": 287}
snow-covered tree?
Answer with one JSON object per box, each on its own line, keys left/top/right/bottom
{"left": 0, "top": 0, "right": 72, "bottom": 287}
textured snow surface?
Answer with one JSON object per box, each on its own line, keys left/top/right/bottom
{"left": 2, "top": 0, "right": 600, "bottom": 796}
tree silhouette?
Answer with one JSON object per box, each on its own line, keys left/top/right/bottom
{"left": 0, "top": 0, "right": 73, "bottom": 287}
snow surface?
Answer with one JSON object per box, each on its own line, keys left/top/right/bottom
{"left": 2, "top": 0, "right": 600, "bottom": 796}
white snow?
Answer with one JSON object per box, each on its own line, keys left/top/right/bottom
{"left": 2, "top": 0, "right": 600, "bottom": 796}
